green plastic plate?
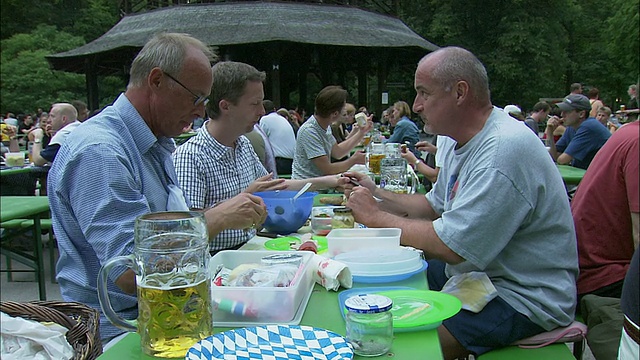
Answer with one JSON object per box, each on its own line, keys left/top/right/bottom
{"left": 339, "top": 288, "right": 462, "bottom": 332}
{"left": 377, "top": 289, "right": 461, "bottom": 330}
{"left": 264, "top": 236, "right": 328, "bottom": 254}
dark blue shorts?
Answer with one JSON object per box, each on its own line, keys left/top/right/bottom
{"left": 427, "top": 259, "right": 545, "bottom": 355}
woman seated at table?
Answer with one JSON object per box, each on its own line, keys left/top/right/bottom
{"left": 383, "top": 101, "right": 421, "bottom": 157}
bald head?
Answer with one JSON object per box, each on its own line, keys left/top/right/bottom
{"left": 49, "top": 103, "right": 77, "bottom": 132}
{"left": 418, "top": 47, "right": 491, "bottom": 105}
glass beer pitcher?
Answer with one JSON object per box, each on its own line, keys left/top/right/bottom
{"left": 97, "top": 211, "right": 213, "bottom": 358}
{"left": 380, "top": 143, "right": 408, "bottom": 193}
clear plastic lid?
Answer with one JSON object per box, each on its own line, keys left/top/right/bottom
{"left": 345, "top": 294, "right": 392, "bottom": 313}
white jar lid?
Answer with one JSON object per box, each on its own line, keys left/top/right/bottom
{"left": 345, "top": 294, "right": 392, "bottom": 313}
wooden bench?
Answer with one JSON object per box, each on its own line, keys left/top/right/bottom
{"left": 478, "top": 343, "right": 575, "bottom": 359}
{"left": 1, "top": 218, "right": 56, "bottom": 284}
{"left": 479, "top": 320, "right": 586, "bottom": 360}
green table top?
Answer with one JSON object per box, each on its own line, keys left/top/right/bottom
{"left": 0, "top": 196, "right": 50, "bottom": 222}
{"left": 98, "top": 272, "right": 443, "bottom": 360}
{"left": 0, "top": 166, "right": 32, "bottom": 176}
{"left": 556, "top": 164, "right": 587, "bottom": 185}
{"left": 173, "top": 132, "right": 197, "bottom": 139}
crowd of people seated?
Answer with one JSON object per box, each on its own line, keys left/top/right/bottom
{"left": 2, "top": 32, "right": 638, "bottom": 360}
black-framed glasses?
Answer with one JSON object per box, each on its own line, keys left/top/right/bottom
{"left": 164, "top": 72, "right": 209, "bottom": 107}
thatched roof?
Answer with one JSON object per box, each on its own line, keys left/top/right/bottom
{"left": 46, "top": 1, "right": 438, "bottom": 74}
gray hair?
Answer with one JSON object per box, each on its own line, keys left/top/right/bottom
{"left": 128, "top": 33, "right": 216, "bottom": 88}
{"left": 207, "top": 61, "right": 266, "bottom": 119}
{"left": 420, "top": 47, "right": 490, "bottom": 103}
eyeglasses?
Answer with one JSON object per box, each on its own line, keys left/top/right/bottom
{"left": 163, "top": 72, "right": 209, "bottom": 107}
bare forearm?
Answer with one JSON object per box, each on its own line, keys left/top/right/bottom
{"left": 546, "top": 129, "right": 559, "bottom": 161}
{"left": 373, "top": 190, "right": 439, "bottom": 220}
{"left": 115, "top": 269, "right": 137, "bottom": 294}
{"left": 416, "top": 162, "right": 439, "bottom": 183}
{"left": 365, "top": 210, "right": 463, "bottom": 264}
{"left": 31, "top": 143, "right": 48, "bottom": 166}
{"left": 315, "top": 157, "right": 359, "bottom": 176}
{"left": 286, "top": 175, "right": 338, "bottom": 191}
{"left": 202, "top": 207, "right": 225, "bottom": 239}
{"left": 333, "top": 133, "right": 364, "bottom": 159}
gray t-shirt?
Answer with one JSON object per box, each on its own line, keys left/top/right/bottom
{"left": 292, "top": 116, "right": 336, "bottom": 179}
{"left": 426, "top": 107, "right": 578, "bottom": 331}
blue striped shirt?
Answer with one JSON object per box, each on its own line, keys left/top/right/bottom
{"left": 48, "top": 94, "right": 179, "bottom": 341}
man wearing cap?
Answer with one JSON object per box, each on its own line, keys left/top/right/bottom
{"left": 546, "top": 94, "right": 610, "bottom": 169}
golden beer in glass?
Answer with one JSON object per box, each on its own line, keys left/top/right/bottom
{"left": 362, "top": 135, "right": 372, "bottom": 147}
{"left": 138, "top": 277, "right": 212, "bottom": 358}
{"left": 368, "top": 154, "right": 385, "bottom": 174}
{"left": 98, "top": 212, "right": 212, "bottom": 358}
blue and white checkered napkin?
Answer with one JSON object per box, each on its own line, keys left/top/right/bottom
{"left": 186, "top": 325, "right": 354, "bottom": 360}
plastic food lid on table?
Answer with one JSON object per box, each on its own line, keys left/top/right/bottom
{"left": 334, "top": 247, "right": 422, "bottom": 277}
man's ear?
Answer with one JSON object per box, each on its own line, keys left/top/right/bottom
{"left": 455, "top": 80, "right": 470, "bottom": 105}
{"left": 148, "top": 67, "right": 164, "bottom": 89}
{"left": 219, "top": 99, "right": 230, "bottom": 112}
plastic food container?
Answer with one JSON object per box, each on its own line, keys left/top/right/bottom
{"left": 326, "top": 228, "right": 401, "bottom": 256}
{"left": 311, "top": 206, "right": 335, "bottom": 236}
{"left": 210, "top": 250, "right": 314, "bottom": 327}
{"left": 4, "top": 152, "right": 25, "bottom": 167}
{"left": 334, "top": 248, "right": 422, "bottom": 277}
{"left": 355, "top": 112, "right": 367, "bottom": 127}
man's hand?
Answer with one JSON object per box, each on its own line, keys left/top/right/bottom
{"left": 205, "top": 193, "right": 267, "bottom": 234}
{"left": 400, "top": 149, "right": 419, "bottom": 165}
{"left": 415, "top": 141, "right": 437, "bottom": 154}
{"left": 350, "top": 150, "right": 366, "bottom": 165}
{"left": 546, "top": 116, "right": 562, "bottom": 133}
{"left": 345, "top": 186, "right": 380, "bottom": 226}
{"left": 244, "top": 173, "right": 287, "bottom": 193}
{"left": 342, "top": 171, "right": 376, "bottom": 192}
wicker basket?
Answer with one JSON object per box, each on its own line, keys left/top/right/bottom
{"left": 0, "top": 300, "right": 103, "bottom": 360}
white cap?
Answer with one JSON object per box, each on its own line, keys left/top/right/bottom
{"left": 503, "top": 105, "right": 522, "bottom": 114}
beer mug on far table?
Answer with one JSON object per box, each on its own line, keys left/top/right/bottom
{"left": 97, "top": 211, "right": 213, "bottom": 358}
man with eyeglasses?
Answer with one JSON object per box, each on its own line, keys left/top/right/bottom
{"left": 48, "top": 33, "right": 267, "bottom": 345}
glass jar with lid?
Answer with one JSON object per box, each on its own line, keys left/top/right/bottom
{"left": 331, "top": 207, "right": 355, "bottom": 229}
{"left": 345, "top": 294, "right": 393, "bottom": 357}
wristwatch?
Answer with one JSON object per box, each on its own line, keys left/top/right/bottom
{"left": 414, "top": 159, "right": 421, "bottom": 166}
{"left": 33, "top": 139, "right": 42, "bottom": 144}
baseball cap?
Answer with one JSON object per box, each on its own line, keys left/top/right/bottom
{"left": 556, "top": 94, "right": 592, "bottom": 112}
{"left": 503, "top": 105, "right": 522, "bottom": 115}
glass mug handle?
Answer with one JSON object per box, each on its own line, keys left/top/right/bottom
{"left": 97, "top": 254, "right": 137, "bottom": 332}
{"left": 408, "top": 164, "right": 418, "bottom": 194}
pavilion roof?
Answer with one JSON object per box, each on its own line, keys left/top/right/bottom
{"left": 46, "top": 1, "right": 438, "bottom": 74}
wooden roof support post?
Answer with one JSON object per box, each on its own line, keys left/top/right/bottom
{"left": 84, "top": 56, "right": 99, "bottom": 112}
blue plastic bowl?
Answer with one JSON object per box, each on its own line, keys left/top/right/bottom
{"left": 255, "top": 190, "right": 318, "bottom": 235}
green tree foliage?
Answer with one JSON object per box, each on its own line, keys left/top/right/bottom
{"left": 72, "top": 0, "right": 120, "bottom": 42}
{"left": 398, "top": 0, "right": 638, "bottom": 111}
{"left": 1, "top": 25, "right": 86, "bottom": 113}
{"left": 1, "top": 0, "right": 637, "bottom": 114}
{"left": 0, "top": 0, "right": 57, "bottom": 40}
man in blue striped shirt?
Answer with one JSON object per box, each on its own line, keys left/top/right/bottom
{"left": 48, "top": 33, "right": 267, "bottom": 343}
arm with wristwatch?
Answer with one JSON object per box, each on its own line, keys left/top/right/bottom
{"left": 27, "top": 128, "right": 49, "bottom": 166}
{"left": 400, "top": 143, "right": 439, "bottom": 183}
